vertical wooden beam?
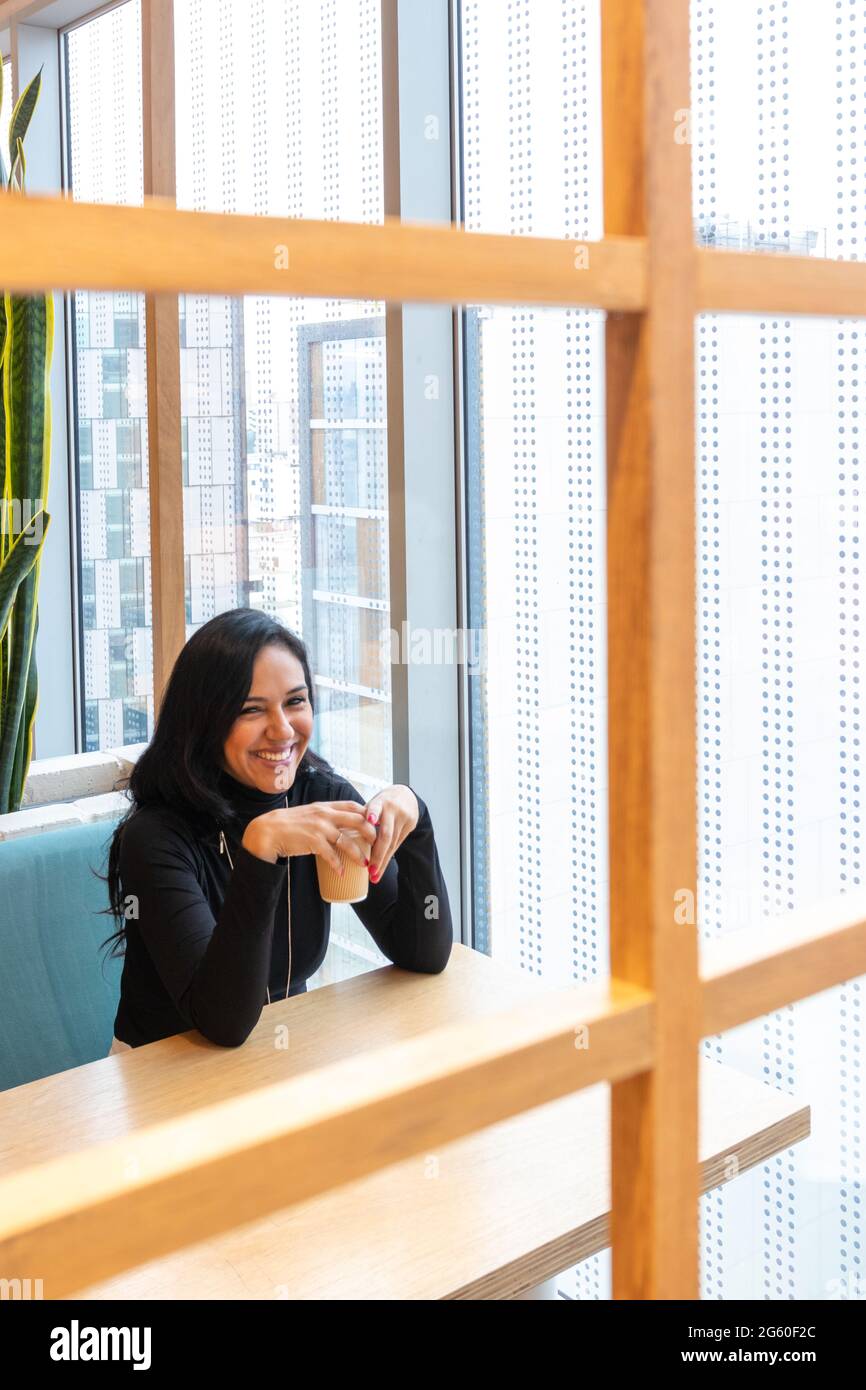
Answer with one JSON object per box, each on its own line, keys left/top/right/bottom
{"left": 603, "top": 0, "right": 700, "bottom": 1297}
{"left": 141, "top": 0, "right": 184, "bottom": 715}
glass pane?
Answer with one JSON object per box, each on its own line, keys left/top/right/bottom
{"left": 459, "top": 0, "right": 608, "bottom": 1300}
{"left": 65, "top": 0, "right": 151, "bottom": 752}
{"left": 695, "top": 308, "right": 866, "bottom": 1295}
{"left": 705, "top": 980, "right": 864, "bottom": 1300}
{"left": 460, "top": 0, "right": 603, "bottom": 239}
{"left": 174, "top": 0, "right": 390, "bottom": 986}
{"left": 690, "top": 0, "right": 858, "bottom": 260}
{"left": 461, "top": 0, "right": 866, "bottom": 1302}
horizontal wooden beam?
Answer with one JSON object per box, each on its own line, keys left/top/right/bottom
{"left": 697, "top": 245, "right": 866, "bottom": 318}
{"left": 5, "top": 196, "right": 866, "bottom": 318}
{"left": 0, "top": 194, "right": 648, "bottom": 309}
{"left": 702, "top": 892, "right": 866, "bottom": 1035}
{"left": 0, "top": 977, "right": 653, "bottom": 1296}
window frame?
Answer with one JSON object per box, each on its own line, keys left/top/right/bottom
{"left": 43, "top": 0, "right": 465, "bottom": 935}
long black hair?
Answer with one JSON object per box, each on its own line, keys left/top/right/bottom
{"left": 96, "top": 608, "right": 332, "bottom": 962}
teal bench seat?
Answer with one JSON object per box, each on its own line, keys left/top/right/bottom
{"left": 0, "top": 817, "right": 123, "bottom": 1092}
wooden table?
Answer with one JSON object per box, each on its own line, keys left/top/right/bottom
{"left": 0, "top": 945, "right": 810, "bottom": 1299}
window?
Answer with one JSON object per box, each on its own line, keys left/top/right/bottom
{"left": 101, "top": 348, "right": 128, "bottom": 419}
{"left": 61, "top": 0, "right": 390, "bottom": 981}
{"left": 690, "top": 0, "right": 865, "bottom": 1302}
{"left": 300, "top": 321, "right": 388, "bottom": 790}
{"left": 80, "top": 560, "right": 96, "bottom": 631}
{"left": 459, "top": 0, "right": 606, "bottom": 970}
{"left": 77, "top": 421, "right": 94, "bottom": 491}
{"left": 459, "top": 0, "right": 866, "bottom": 1303}
{"left": 122, "top": 698, "right": 148, "bottom": 744}
{"left": 64, "top": 0, "right": 150, "bottom": 755}
{"left": 108, "top": 628, "right": 131, "bottom": 699}
{"left": 84, "top": 699, "right": 99, "bottom": 745}
{"left": 119, "top": 557, "right": 146, "bottom": 629}
{"left": 116, "top": 420, "right": 142, "bottom": 490}
{"left": 174, "top": 0, "right": 390, "bottom": 983}
{"left": 9, "top": 0, "right": 863, "bottom": 1308}
{"left": 459, "top": 3, "right": 608, "bottom": 1295}
{"left": 113, "top": 306, "right": 139, "bottom": 348}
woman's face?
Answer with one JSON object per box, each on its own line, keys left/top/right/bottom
{"left": 222, "top": 644, "right": 314, "bottom": 793}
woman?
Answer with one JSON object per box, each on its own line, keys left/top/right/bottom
{"left": 100, "top": 608, "right": 453, "bottom": 1050}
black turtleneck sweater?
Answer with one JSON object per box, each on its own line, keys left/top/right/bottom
{"left": 111, "top": 761, "right": 453, "bottom": 1048}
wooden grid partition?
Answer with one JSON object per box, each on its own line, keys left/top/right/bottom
{"left": 1, "top": 0, "right": 866, "bottom": 1299}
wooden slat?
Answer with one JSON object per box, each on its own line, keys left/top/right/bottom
{"left": 64, "top": 1058, "right": 809, "bottom": 1302}
{"left": 702, "top": 894, "right": 866, "bottom": 1036}
{"left": 6, "top": 191, "right": 866, "bottom": 317}
{"left": 0, "top": 194, "right": 649, "bottom": 308}
{"left": 141, "top": 0, "right": 185, "bottom": 713}
{"left": 603, "top": 0, "right": 700, "bottom": 1300}
{"left": 697, "top": 245, "right": 866, "bottom": 318}
{"left": 0, "top": 976, "right": 652, "bottom": 1297}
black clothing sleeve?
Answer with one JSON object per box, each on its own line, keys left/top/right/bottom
{"left": 328, "top": 775, "right": 454, "bottom": 973}
{"left": 119, "top": 810, "right": 286, "bottom": 1048}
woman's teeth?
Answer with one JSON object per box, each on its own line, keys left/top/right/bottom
{"left": 254, "top": 748, "right": 295, "bottom": 762}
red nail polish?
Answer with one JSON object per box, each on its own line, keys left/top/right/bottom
{"left": 367, "top": 813, "right": 376, "bottom": 823}
{"left": 364, "top": 858, "right": 370, "bottom": 867}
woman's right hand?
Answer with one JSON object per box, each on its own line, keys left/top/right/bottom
{"left": 241, "top": 801, "right": 377, "bottom": 873}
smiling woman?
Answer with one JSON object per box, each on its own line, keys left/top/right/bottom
{"left": 96, "top": 608, "right": 453, "bottom": 1050}
{"left": 221, "top": 644, "right": 314, "bottom": 792}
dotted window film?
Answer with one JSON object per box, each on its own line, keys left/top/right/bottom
{"left": 461, "top": 0, "right": 863, "bottom": 1300}
{"left": 692, "top": 0, "right": 863, "bottom": 1302}
{"left": 460, "top": 0, "right": 608, "bottom": 1301}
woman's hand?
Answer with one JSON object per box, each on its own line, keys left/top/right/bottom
{"left": 242, "top": 801, "right": 377, "bottom": 873}
{"left": 364, "top": 785, "right": 420, "bottom": 883}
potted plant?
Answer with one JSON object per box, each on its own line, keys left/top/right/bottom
{"left": 0, "top": 64, "right": 53, "bottom": 814}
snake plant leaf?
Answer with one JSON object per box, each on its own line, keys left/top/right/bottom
{"left": 4, "top": 293, "right": 53, "bottom": 517}
{"left": 1, "top": 296, "right": 8, "bottom": 712}
{"left": 8, "top": 68, "right": 42, "bottom": 177}
{"left": 0, "top": 564, "right": 33, "bottom": 808}
{"left": 0, "top": 67, "right": 50, "bottom": 812}
{"left": 10, "top": 136, "right": 26, "bottom": 191}
{"left": 10, "top": 603, "right": 39, "bottom": 802}
{"left": 0, "top": 556, "right": 39, "bottom": 809}
{"left": 0, "top": 296, "right": 7, "bottom": 514}
{"left": 0, "top": 515, "right": 47, "bottom": 644}
{"left": 0, "top": 290, "right": 52, "bottom": 812}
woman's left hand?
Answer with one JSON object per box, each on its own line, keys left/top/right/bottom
{"left": 363, "top": 785, "right": 420, "bottom": 883}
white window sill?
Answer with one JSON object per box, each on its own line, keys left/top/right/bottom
{"left": 0, "top": 743, "right": 145, "bottom": 841}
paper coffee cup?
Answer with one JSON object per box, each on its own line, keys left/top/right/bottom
{"left": 315, "top": 829, "right": 370, "bottom": 904}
